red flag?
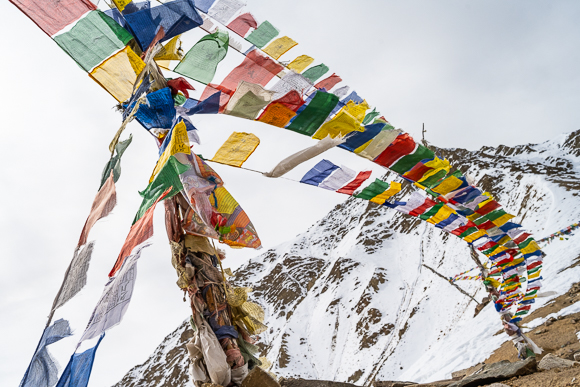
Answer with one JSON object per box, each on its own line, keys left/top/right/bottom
{"left": 108, "top": 187, "right": 172, "bottom": 277}
{"left": 337, "top": 171, "right": 372, "bottom": 195}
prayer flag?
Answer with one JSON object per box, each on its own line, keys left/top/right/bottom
{"left": 20, "top": 319, "right": 73, "bottom": 387}
{"left": 354, "top": 179, "right": 400, "bottom": 204}
{"left": 88, "top": 243, "right": 151, "bottom": 339}
{"left": 52, "top": 242, "right": 95, "bottom": 311}
{"left": 370, "top": 182, "right": 402, "bottom": 204}
{"left": 263, "top": 36, "right": 298, "bottom": 59}
{"left": 89, "top": 46, "right": 146, "bottom": 103}
{"left": 263, "top": 135, "right": 345, "bottom": 178}
{"left": 302, "top": 64, "right": 330, "bottom": 83}
{"left": 208, "top": 0, "right": 245, "bottom": 24}
{"left": 389, "top": 144, "right": 435, "bottom": 174}
{"left": 132, "top": 87, "right": 177, "bottom": 130}
{"left": 269, "top": 71, "right": 313, "bottom": 100}
{"left": 300, "top": 159, "right": 339, "bottom": 186}
{"left": 319, "top": 166, "right": 356, "bottom": 191}
{"left": 219, "top": 50, "right": 284, "bottom": 91}
{"left": 10, "top": 0, "right": 96, "bottom": 37}
{"left": 339, "top": 123, "right": 385, "bottom": 152}
{"left": 227, "top": 13, "right": 258, "bottom": 37}
{"left": 224, "top": 81, "right": 274, "bottom": 120}
{"left": 312, "top": 110, "right": 364, "bottom": 140}
{"left": 357, "top": 129, "right": 402, "bottom": 160}
{"left": 174, "top": 30, "right": 229, "bottom": 84}
{"left": 54, "top": 11, "right": 133, "bottom": 72}
{"left": 286, "top": 91, "right": 339, "bottom": 136}
{"left": 337, "top": 170, "right": 372, "bottom": 195}
{"left": 55, "top": 334, "right": 104, "bottom": 387}
{"left": 123, "top": 0, "right": 203, "bottom": 50}
{"left": 150, "top": 121, "right": 191, "bottom": 183}
{"left": 314, "top": 73, "right": 342, "bottom": 91}
{"left": 211, "top": 132, "right": 260, "bottom": 167}
{"left": 431, "top": 170, "right": 468, "bottom": 195}
{"left": 287, "top": 55, "right": 315, "bottom": 73}
{"left": 374, "top": 133, "right": 416, "bottom": 168}
{"left": 257, "top": 103, "right": 296, "bottom": 127}
{"left": 101, "top": 135, "right": 133, "bottom": 188}
{"left": 246, "top": 21, "right": 279, "bottom": 48}
{"left": 79, "top": 172, "right": 117, "bottom": 246}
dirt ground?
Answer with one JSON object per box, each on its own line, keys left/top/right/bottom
{"left": 485, "top": 365, "right": 580, "bottom": 387}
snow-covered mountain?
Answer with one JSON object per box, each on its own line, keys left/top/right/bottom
{"left": 114, "top": 130, "right": 580, "bottom": 387}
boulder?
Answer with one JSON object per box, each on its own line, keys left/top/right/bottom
{"left": 451, "top": 363, "right": 484, "bottom": 379}
{"left": 448, "top": 358, "right": 537, "bottom": 387}
{"left": 242, "top": 367, "right": 280, "bottom": 387}
{"left": 574, "top": 352, "right": 580, "bottom": 362}
{"left": 537, "top": 353, "right": 579, "bottom": 371}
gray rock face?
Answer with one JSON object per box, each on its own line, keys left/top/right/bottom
{"left": 537, "top": 353, "right": 579, "bottom": 371}
{"left": 448, "top": 358, "right": 537, "bottom": 387}
{"left": 373, "top": 382, "right": 417, "bottom": 387}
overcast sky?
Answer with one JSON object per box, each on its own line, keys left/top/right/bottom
{"left": 1, "top": 1, "right": 579, "bottom": 386}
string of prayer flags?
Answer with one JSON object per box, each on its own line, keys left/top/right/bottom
{"left": 302, "top": 63, "right": 330, "bottom": 83}
{"left": 337, "top": 170, "right": 372, "bottom": 195}
{"left": 263, "top": 36, "right": 298, "bottom": 60}
{"left": 246, "top": 20, "right": 279, "bottom": 48}
{"left": 314, "top": 73, "right": 342, "bottom": 91}
{"left": 208, "top": 0, "right": 245, "bottom": 25}
{"left": 9, "top": 0, "right": 96, "bottom": 37}
{"left": 55, "top": 334, "right": 105, "bottom": 387}
{"left": 263, "top": 135, "right": 345, "bottom": 178}
{"left": 123, "top": 0, "right": 203, "bottom": 51}
{"left": 538, "top": 221, "right": 579, "bottom": 243}
{"left": 89, "top": 46, "right": 146, "bottom": 103}
{"left": 211, "top": 132, "right": 261, "bottom": 167}
{"left": 54, "top": 11, "right": 133, "bottom": 72}
{"left": 286, "top": 91, "right": 339, "bottom": 136}
{"left": 224, "top": 81, "right": 274, "bottom": 120}
{"left": 287, "top": 55, "right": 315, "bottom": 73}
{"left": 300, "top": 159, "right": 339, "bottom": 186}
{"left": 174, "top": 30, "right": 229, "bottom": 84}
{"left": 355, "top": 179, "right": 401, "bottom": 204}
{"left": 20, "top": 319, "right": 73, "bottom": 387}
{"left": 227, "top": 13, "right": 258, "bottom": 37}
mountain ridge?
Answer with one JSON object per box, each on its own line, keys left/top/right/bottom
{"left": 113, "top": 130, "right": 580, "bottom": 387}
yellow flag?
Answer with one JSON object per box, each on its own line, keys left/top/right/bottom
{"left": 90, "top": 46, "right": 146, "bottom": 103}
{"left": 312, "top": 110, "right": 363, "bottom": 140}
{"left": 426, "top": 205, "right": 456, "bottom": 225}
{"left": 211, "top": 186, "right": 239, "bottom": 214}
{"left": 342, "top": 100, "right": 370, "bottom": 122}
{"left": 286, "top": 55, "right": 314, "bottom": 73}
{"left": 492, "top": 213, "right": 515, "bottom": 227}
{"left": 463, "top": 229, "right": 487, "bottom": 243}
{"left": 211, "top": 132, "right": 260, "bottom": 167}
{"left": 263, "top": 36, "right": 298, "bottom": 60}
{"left": 155, "top": 36, "right": 183, "bottom": 61}
{"left": 112, "top": 0, "right": 131, "bottom": 11}
{"left": 521, "top": 240, "right": 540, "bottom": 255}
{"left": 431, "top": 175, "right": 464, "bottom": 195}
{"left": 149, "top": 121, "right": 190, "bottom": 183}
{"left": 370, "top": 182, "right": 402, "bottom": 204}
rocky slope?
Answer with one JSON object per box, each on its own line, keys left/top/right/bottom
{"left": 114, "top": 130, "right": 580, "bottom": 387}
